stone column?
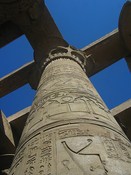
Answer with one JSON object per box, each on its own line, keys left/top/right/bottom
{"left": 9, "top": 46, "right": 131, "bottom": 175}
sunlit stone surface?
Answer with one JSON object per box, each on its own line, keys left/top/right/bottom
{"left": 9, "top": 52, "right": 131, "bottom": 175}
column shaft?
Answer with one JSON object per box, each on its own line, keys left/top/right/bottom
{"left": 9, "top": 57, "right": 131, "bottom": 175}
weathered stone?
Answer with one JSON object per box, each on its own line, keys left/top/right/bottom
{"left": 0, "top": 1, "right": 130, "bottom": 174}
{"left": 9, "top": 48, "right": 131, "bottom": 175}
{"left": 8, "top": 107, "right": 30, "bottom": 146}
{"left": 0, "top": 111, "right": 15, "bottom": 171}
{"left": 111, "top": 99, "right": 131, "bottom": 141}
{"left": 3, "top": 99, "right": 131, "bottom": 146}
{"left": 0, "top": 111, "right": 15, "bottom": 155}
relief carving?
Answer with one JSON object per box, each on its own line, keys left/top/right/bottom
{"left": 57, "top": 138, "right": 106, "bottom": 175}
{"left": 9, "top": 56, "right": 131, "bottom": 174}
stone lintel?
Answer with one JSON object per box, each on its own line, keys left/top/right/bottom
{"left": 0, "top": 111, "right": 15, "bottom": 155}
{"left": 0, "top": 29, "right": 130, "bottom": 97}
{"left": 6, "top": 99, "right": 131, "bottom": 144}
{"left": 8, "top": 58, "right": 131, "bottom": 174}
{"left": 82, "top": 29, "right": 129, "bottom": 76}
{"left": 111, "top": 99, "right": 131, "bottom": 141}
{"left": 8, "top": 106, "right": 30, "bottom": 145}
{"left": 0, "top": 61, "right": 34, "bottom": 98}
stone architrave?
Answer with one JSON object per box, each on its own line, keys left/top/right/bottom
{"left": 0, "top": 110, "right": 15, "bottom": 154}
{"left": 0, "top": 111, "right": 14, "bottom": 145}
{"left": 0, "top": 111, "right": 15, "bottom": 172}
{"left": 9, "top": 47, "right": 131, "bottom": 175}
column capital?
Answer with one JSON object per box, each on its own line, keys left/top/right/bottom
{"left": 29, "top": 46, "right": 90, "bottom": 90}
{"left": 42, "top": 46, "right": 88, "bottom": 72}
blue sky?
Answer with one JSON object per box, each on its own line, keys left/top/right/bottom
{"left": 0, "top": 0, "right": 131, "bottom": 117}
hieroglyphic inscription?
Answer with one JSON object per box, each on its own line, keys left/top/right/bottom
{"left": 10, "top": 58, "right": 131, "bottom": 175}
{"left": 57, "top": 137, "right": 106, "bottom": 174}
{"left": 119, "top": 142, "right": 131, "bottom": 163}
{"left": 20, "top": 59, "right": 121, "bottom": 140}
{"left": 26, "top": 89, "right": 117, "bottom": 134}
{"left": 10, "top": 122, "right": 131, "bottom": 175}
{"left": 10, "top": 147, "right": 26, "bottom": 172}
{"left": 37, "top": 62, "right": 98, "bottom": 96}
{"left": 30, "top": 90, "right": 109, "bottom": 117}
{"left": 39, "top": 63, "right": 86, "bottom": 81}
{"left": 58, "top": 128, "right": 90, "bottom": 139}
{"left": 102, "top": 137, "right": 119, "bottom": 159}
{"left": 24, "top": 135, "right": 40, "bottom": 175}
{"left": 37, "top": 59, "right": 100, "bottom": 103}
{"left": 28, "top": 59, "right": 118, "bottom": 128}
{"left": 38, "top": 133, "right": 55, "bottom": 175}
{"left": 102, "top": 136, "right": 131, "bottom": 163}
{"left": 114, "top": 135, "right": 131, "bottom": 163}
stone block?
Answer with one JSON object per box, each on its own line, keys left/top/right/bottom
{"left": 0, "top": 110, "right": 15, "bottom": 155}
{"left": 111, "top": 99, "right": 131, "bottom": 141}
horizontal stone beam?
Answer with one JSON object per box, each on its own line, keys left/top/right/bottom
{"left": 7, "top": 99, "right": 131, "bottom": 145}
{"left": 0, "top": 111, "right": 15, "bottom": 155}
{"left": 8, "top": 106, "right": 31, "bottom": 146}
{"left": 0, "top": 29, "right": 130, "bottom": 97}
{"left": 111, "top": 99, "right": 131, "bottom": 141}
{"left": 0, "top": 2, "right": 130, "bottom": 97}
{"left": 82, "top": 29, "right": 129, "bottom": 76}
{"left": 0, "top": 61, "right": 34, "bottom": 98}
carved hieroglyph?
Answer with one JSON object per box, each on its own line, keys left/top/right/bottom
{"left": 9, "top": 51, "right": 131, "bottom": 174}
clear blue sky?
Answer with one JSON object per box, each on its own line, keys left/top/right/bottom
{"left": 0, "top": 0, "right": 131, "bottom": 117}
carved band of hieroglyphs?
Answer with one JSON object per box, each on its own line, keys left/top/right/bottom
{"left": 9, "top": 44, "right": 131, "bottom": 174}
{"left": 36, "top": 59, "right": 106, "bottom": 108}
{"left": 38, "top": 64, "right": 93, "bottom": 93}
{"left": 9, "top": 125, "right": 131, "bottom": 175}
{"left": 36, "top": 59, "right": 104, "bottom": 105}
{"left": 18, "top": 59, "right": 123, "bottom": 146}
{"left": 22, "top": 57, "right": 121, "bottom": 139}
{"left": 19, "top": 117, "right": 126, "bottom": 147}
{"left": 60, "top": 140, "right": 107, "bottom": 174}
{"left": 30, "top": 90, "right": 109, "bottom": 116}
{"left": 10, "top": 132, "right": 56, "bottom": 175}
{"left": 26, "top": 89, "right": 116, "bottom": 133}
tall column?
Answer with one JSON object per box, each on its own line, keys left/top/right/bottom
{"left": 9, "top": 46, "right": 131, "bottom": 175}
